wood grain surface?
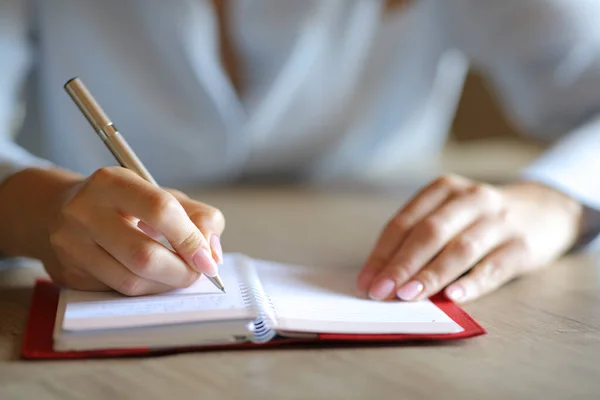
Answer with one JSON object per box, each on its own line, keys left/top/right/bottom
{"left": 1, "top": 186, "right": 599, "bottom": 399}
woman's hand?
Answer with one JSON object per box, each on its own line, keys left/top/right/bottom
{"left": 357, "top": 174, "right": 584, "bottom": 303}
{"left": 0, "top": 166, "right": 225, "bottom": 296}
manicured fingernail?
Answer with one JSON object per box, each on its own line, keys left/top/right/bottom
{"left": 446, "top": 284, "right": 465, "bottom": 301}
{"left": 192, "top": 248, "right": 218, "bottom": 277}
{"left": 210, "top": 234, "right": 223, "bottom": 264}
{"left": 396, "top": 281, "right": 424, "bottom": 301}
{"left": 369, "top": 279, "right": 396, "bottom": 301}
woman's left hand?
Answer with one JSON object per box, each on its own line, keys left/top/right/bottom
{"left": 356, "top": 174, "right": 584, "bottom": 303}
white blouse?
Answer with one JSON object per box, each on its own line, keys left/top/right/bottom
{"left": 1, "top": 0, "right": 600, "bottom": 244}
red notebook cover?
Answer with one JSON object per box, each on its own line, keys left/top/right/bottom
{"left": 20, "top": 279, "right": 486, "bottom": 360}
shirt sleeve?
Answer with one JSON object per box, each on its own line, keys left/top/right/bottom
{"left": 438, "top": 0, "right": 600, "bottom": 249}
{"left": 520, "top": 117, "right": 600, "bottom": 250}
{"left": 0, "top": 0, "right": 52, "bottom": 188}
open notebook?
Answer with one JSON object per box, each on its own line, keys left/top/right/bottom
{"left": 22, "top": 253, "right": 485, "bottom": 358}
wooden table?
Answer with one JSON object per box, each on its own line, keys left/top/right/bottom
{"left": 1, "top": 185, "right": 599, "bottom": 399}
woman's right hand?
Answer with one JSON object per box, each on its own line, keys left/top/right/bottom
{"left": 15, "top": 166, "right": 225, "bottom": 296}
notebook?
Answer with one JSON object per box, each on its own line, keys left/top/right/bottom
{"left": 21, "top": 253, "right": 486, "bottom": 359}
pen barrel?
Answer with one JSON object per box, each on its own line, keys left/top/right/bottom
{"left": 64, "top": 78, "right": 112, "bottom": 134}
{"left": 103, "top": 127, "right": 158, "bottom": 186}
{"left": 64, "top": 77, "right": 158, "bottom": 187}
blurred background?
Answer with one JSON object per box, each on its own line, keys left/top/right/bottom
{"left": 445, "top": 70, "right": 546, "bottom": 184}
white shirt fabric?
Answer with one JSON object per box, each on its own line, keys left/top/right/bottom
{"left": 2, "top": 0, "right": 600, "bottom": 244}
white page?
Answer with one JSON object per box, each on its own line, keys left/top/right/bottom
{"left": 255, "top": 261, "right": 463, "bottom": 334}
{"left": 61, "top": 253, "right": 256, "bottom": 331}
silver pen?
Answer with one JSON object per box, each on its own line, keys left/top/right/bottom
{"left": 64, "top": 77, "right": 226, "bottom": 293}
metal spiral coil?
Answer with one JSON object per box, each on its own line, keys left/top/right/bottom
{"left": 239, "top": 282, "right": 277, "bottom": 343}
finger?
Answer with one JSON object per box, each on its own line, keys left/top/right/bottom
{"left": 357, "top": 175, "right": 471, "bottom": 295}
{"left": 137, "top": 221, "right": 162, "bottom": 241}
{"left": 47, "top": 229, "right": 112, "bottom": 291}
{"left": 85, "top": 245, "right": 175, "bottom": 296}
{"left": 174, "top": 194, "right": 226, "bottom": 264}
{"left": 91, "top": 212, "right": 201, "bottom": 288}
{"left": 85, "top": 167, "right": 217, "bottom": 276}
{"left": 66, "top": 240, "right": 175, "bottom": 296}
{"left": 401, "top": 213, "right": 512, "bottom": 301}
{"left": 52, "top": 262, "right": 111, "bottom": 291}
{"left": 444, "top": 238, "right": 528, "bottom": 303}
{"left": 367, "top": 184, "right": 502, "bottom": 301}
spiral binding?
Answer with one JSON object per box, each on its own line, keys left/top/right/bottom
{"left": 239, "top": 283, "right": 277, "bottom": 343}
{"left": 235, "top": 256, "right": 278, "bottom": 343}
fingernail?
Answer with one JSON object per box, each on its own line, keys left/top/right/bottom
{"left": 210, "top": 234, "right": 223, "bottom": 264}
{"left": 396, "top": 280, "right": 424, "bottom": 301}
{"left": 368, "top": 279, "right": 396, "bottom": 301}
{"left": 446, "top": 284, "right": 465, "bottom": 301}
{"left": 192, "top": 248, "right": 218, "bottom": 277}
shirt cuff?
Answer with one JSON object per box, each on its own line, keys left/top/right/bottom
{"left": 0, "top": 141, "right": 53, "bottom": 187}
{"left": 519, "top": 115, "right": 600, "bottom": 250}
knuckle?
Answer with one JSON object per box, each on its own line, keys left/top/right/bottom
{"left": 487, "top": 263, "right": 505, "bottom": 282}
{"left": 471, "top": 184, "right": 502, "bottom": 210}
{"left": 391, "top": 266, "right": 411, "bottom": 283}
{"left": 365, "top": 254, "right": 388, "bottom": 271}
{"left": 511, "top": 237, "right": 532, "bottom": 259}
{"left": 147, "top": 191, "right": 180, "bottom": 223}
{"left": 194, "top": 206, "right": 225, "bottom": 227}
{"left": 389, "top": 214, "right": 411, "bottom": 232}
{"left": 75, "top": 167, "right": 126, "bottom": 211}
{"left": 89, "top": 166, "right": 121, "bottom": 186}
{"left": 129, "top": 243, "right": 158, "bottom": 273}
{"left": 511, "top": 236, "right": 528, "bottom": 251}
{"left": 418, "top": 269, "right": 440, "bottom": 291}
{"left": 382, "top": 261, "right": 411, "bottom": 281}
{"left": 419, "top": 217, "right": 446, "bottom": 240}
{"left": 176, "top": 228, "right": 204, "bottom": 253}
{"left": 189, "top": 207, "right": 226, "bottom": 235}
{"left": 475, "top": 263, "right": 502, "bottom": 291}
{"left": 117, "top": 276, "right": 145, "bottom": 297}
{"left": 469, "top": 274, "right": 487, "bottom": 296}
{"left": 450, "top": 236, "right": 478, "bottom": 259}
{"left": 436, "top": 173, "right": 462, "bottom": 188}
{"left": 469, "top": 183, "right": 488, "bottom": 196}
{"left": 210, "top": 207, "right": 226, "bottom": 228}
